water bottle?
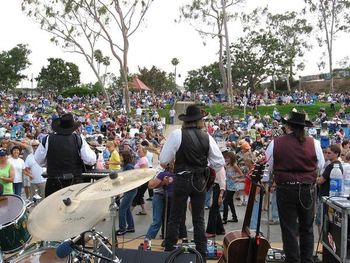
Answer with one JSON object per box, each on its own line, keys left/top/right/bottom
{"left": 329, "top": 163, "right": 343, "bottom": 196}
{"left": 343, "top": 163, "right": 350, "bottom": 197}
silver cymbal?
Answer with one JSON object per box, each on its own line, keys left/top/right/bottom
{"left": 75, "top": 168, "right": 156, "bottom": 201}
{"left": 28, "top": 183, "right": 109, "bottom": 241}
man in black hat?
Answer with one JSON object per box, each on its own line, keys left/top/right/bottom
{"left": 265, "top": 111, "right": 325, "bottom": 263}
{"left": 35, "top": 113, "right": 96, "bottom": 197}
{"left": 159, "top": 104, "right": 225, "bottom": 262}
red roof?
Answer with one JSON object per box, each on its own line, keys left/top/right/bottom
{"left": 129, "top": 77, "right": 151, "bottom": 91}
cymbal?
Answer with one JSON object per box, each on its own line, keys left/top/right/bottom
{"left": 76, "top": 168, "right": 156, "bottom": 201}
{"left": 28, "top": 183, "right": 110, "bottom": 241}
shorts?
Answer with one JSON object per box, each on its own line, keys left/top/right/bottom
{"left": 23, "top": 176, "right": 31, "bottom": 187}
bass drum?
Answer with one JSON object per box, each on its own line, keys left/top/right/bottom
{"left": 0, "top": 195, "right": 31, "bottom": 253}
{"left": 9, "top": 241, "right": 71, "bottom": 263}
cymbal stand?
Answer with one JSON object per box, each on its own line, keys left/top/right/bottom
{"left": 109, "top": 196, "right": 119, "bottom": 262}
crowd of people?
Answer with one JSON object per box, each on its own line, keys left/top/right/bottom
{"left": 1, "top": 90, "right": 350, "bottom": 262}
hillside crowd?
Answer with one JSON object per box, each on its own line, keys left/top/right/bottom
{"left": 0, "top": 89, "right": 350, "bottom": 246}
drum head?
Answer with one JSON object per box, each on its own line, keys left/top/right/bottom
{"left": 0, "top": 195, "right": 24, "bottom": 225}
{"left": 12, "top": 247, "right": 68, "bottom": 263}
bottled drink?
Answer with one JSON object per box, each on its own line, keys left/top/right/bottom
{"left": 329, "top": 163, "right": 343, "bottom": 196}
{"left": 343, "top": 163, "right": 350, "bottom": 197}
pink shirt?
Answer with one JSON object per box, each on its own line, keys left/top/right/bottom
{"left": 135, "top": 156, "right": 149, "bottom": 169}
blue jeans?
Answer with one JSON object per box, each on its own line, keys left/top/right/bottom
{"left": 146, "top": 193, "right": 164, "bottom": 240}
{"left": 205, "top": 189, "right": 212, "bottom": 208}
{"left": 119, "top": 189, "right": 137, "bottom": 230}
{"left": 250, "top": 194, "right": 260, "bottom": 230}
{"left": 13, "top": 183, "right": 23, "bottom": 197}
{"left": 271, "top": 191, "right": 279, "bottom": 221}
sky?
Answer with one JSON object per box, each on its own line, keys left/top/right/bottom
{"left": 1, "top": 0, "right": 350, "bottom": 88}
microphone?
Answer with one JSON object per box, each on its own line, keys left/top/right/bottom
{"left": 56, "top": 235, "right": 82, "bottom": 258}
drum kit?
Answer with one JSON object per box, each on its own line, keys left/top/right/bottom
{"left": 0, "top": 168, "right": 156, "bottom": 263}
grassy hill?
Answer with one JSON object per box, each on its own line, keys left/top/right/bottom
{"left": 159, "top": 102, "right": 349, "bottom": 123}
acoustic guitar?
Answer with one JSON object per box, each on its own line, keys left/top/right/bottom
{"left": 219, "top": 158, "right": 270, "bottom": 263}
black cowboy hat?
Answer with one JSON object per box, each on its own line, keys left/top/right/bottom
{"left": 51, "top": 113, "right": 81, "bottom": 135}
{"left": 281, "top": 111, "right": 313, "bottom": 127}
{"left": 178, "top": 105, "right": 208, "bottom": 122}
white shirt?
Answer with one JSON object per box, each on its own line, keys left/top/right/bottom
{"left": 169, "top": 109, "right": 176, "bottom": 117}
{"left": 265, "top": 136, "right": 325, "bottom": 174}
{"left": 25, "top": 153, "right": 46, "bottom": 184}
{"left": 214, "top": 166, "right": 226, "bottom": 190}
{"left": 159, "top": 129, "right": 225, "bottom": 172}
{"left": 34, "top": 134, "right": 96, "bottom": 167}
{"left": 136, "top": 107, "right": 142, "bottom": 116}
{"left": 8, "top": 157, "right": 25, "bottom": 183}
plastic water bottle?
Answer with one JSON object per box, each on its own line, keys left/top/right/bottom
{"left": 343, "top": 163, "right": 350, "bottom": 197}
{"left": 329, "top": 163, "right": 343, "bottom": 196}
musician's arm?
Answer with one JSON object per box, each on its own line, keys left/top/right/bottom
{"left": 159, "top": 129, "right": 181, "bottom": 168}
{"left": 80, "top": 137, "right": 97, "bottom": 165}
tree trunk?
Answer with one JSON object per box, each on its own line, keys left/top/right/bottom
{"left": 222, "top": 0, "right": 233, "bottom": 107}
{"left": 329, "top": 52, "right": 334, "bottom": 92}
{"left": 218, "top": 34, "right": 228, "bottom": 100}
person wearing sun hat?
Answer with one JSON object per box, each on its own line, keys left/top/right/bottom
{"left": 265, "top": 111, "right": 325, "bottom": 263}
{"left": 159, "top": 104, "right": 225, "bottom": 262}
{"left": 34, "top": 113, "right": 96, "bottom": 197}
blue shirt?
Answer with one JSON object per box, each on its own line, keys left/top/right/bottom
{"left": 225, "top": 169, "right": 236, "bottom": 191}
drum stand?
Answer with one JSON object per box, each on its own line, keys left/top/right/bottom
{"left": 84, "top": 196, "right": 121, "bottom": 262}
{"left": 109, "top": 196, "right": 120, "bottom": 262}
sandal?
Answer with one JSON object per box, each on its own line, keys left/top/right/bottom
{"left": 136, "top": 211, "right": 147, "bottom": 215}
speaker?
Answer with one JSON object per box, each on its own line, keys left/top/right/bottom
{"left": 98, "top": 247, "right": 198, "bottom": 263}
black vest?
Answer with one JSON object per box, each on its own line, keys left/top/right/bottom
{"left": 175, "top": 128, "right": 209, "bottom": 173}
{"left": 46, "top": 134, "right": 83, "bottom": 177}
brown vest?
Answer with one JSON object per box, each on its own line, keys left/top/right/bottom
{"left": 273, "top": 134, "right": 317, "bottom": 184}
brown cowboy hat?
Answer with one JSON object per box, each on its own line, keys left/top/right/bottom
{"left": 281, "top": 111, "right": 313, "bottom": 127}
{"left": 51, "top": 113, "right": 81, "bottom": 134}
{"left": 178, "top": 105, "right": 208, "bottom": 122}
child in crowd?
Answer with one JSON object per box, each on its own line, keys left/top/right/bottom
{"left": 222, "top": 151, "right": 244, "bottom": 224}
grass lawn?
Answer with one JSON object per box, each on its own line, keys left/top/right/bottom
{"left": 202, "top": 102, "right": 349, "bottom": 121}
{"left": 157, "top": 102, "right": 349, "bottom": 123}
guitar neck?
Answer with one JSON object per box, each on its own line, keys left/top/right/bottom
{"left": 241, "top": 161, "right": 265, "bottom": 234}
{"left": 242, "top": 180, "right": 257, "bottom": 233}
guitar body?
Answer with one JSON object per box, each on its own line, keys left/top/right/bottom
{"left": 219, "top": 230, "right": 270, "bottom": 263}
{"left": 219, "top": 158, "right": 270, "bottom": 263}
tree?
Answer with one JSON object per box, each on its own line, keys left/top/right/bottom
{"left": 22, "top": 0, "right": 154, "bottom": 113}
{"left": 0, "top": 44, "right": 31, "bottom": 91}
{"left": 241, "top": 8, "right": 313, "bottom": 91}
{"left": 179, "top": 0, "right": 245, "bottom": 105}
{"left": 36, "top": 58, "right": 80, "bottom": 93}
{"left": 138, "top": 66, "right": 173, "bottom": 94}
{"left": 304, "top": 0, "right": 350, "bottom": 91}
{"left": 171, "top": 57, "right": 179, "bottom": 89}
{"left": 229, "top": 31, "right": 283, "bottom": 90}
{"left": 184, "top": 62, "right": 222, "bottom": 93}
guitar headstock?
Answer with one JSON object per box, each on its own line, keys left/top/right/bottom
{"left": 251, "top": 150, "right": 267, "bottom": 183}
